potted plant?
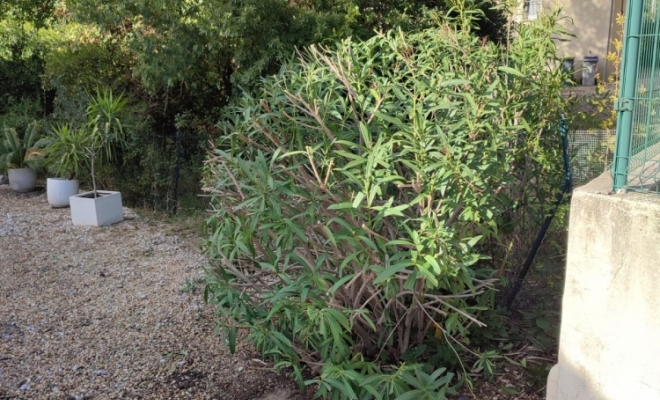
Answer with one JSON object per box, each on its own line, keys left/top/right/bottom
{"left": 69, "top": 89, "right": 129, "bottom": 226}
{"left": 0, "top": 122, "right": 44, "bottom": 193}
{"left": 39, "top": 124, "right": 89, "bottom": 207}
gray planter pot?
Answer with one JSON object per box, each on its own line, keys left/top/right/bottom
{"left": 70, "top": 191, "right": 124, "bottom": 226}
{"left": 8, "top": 168, "right": 37, "bottom": 192}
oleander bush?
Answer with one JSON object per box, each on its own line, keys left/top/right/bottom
{"left": 213, "top": 5, "right": 569, "bottom": 399}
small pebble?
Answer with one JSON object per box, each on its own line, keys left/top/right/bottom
{"left": 93, "top": 369, "right": 107, "bottom": 376}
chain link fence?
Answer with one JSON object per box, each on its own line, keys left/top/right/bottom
{"left": 569, "top": 129, "right": 616, "bottom": 186}
{"left": 113, "top": 127, "right": 615, "bottom": 214}
{"left": 112, "top": 128, "right": 211, "bottom": 215}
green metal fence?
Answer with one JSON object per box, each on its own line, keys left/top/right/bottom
{"left": 613, "top": 0, "right": 660, "bottom": 192}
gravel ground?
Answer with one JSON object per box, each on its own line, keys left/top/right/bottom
{"left": 0, "top": 185, "right": 310, "bottom": 400}
{"left": 0, "top": 184, "right": 549, "bottom": 400}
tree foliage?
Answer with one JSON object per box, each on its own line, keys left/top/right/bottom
{"left": 68, "top": 0, "right": 505, "bottom": 98}
{"left": 0, "top": 8, "right": 45, "bottom": 115}
{"left": 0, "top": 0, "right": 58, "bottom": 26}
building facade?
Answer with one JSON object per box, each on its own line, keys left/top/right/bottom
{"left": 521, "top": 0, "right": 626, "bottom": 83}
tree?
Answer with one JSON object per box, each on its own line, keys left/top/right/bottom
{"left": 0, "top": 0, "right": 59, "bottom": 117}
{"left": 69, "top": 0, "right": 505, "bottom": 95}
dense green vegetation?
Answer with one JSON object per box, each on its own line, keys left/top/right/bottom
{"left": 1, "top": 0, "right": 574, "bottom": 397}
{"left": 202, "top": 5, "right": 570, "bottom": 399}
{"left": 1, "top": 0, "right": 506, "bottom": 210}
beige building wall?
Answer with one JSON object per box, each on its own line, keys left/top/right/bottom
{"left": 606, "top": 0, "right": 626, "bottom": 79}
{"left": 541, "top": 0, "right": 623, "bottom": 82}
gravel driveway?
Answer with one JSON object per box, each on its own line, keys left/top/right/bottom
{"left": 0, "top": 185, "right": 308, "bottom": 400}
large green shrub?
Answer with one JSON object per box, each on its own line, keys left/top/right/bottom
{"left": 0, "top": 14, "right": 46, "bottom": 116}
{"left": 203, "top": 5, "right": 569, "bottom": 399}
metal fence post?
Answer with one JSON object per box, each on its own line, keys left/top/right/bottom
{"left": 613, "top": 0, "right": 644, "bottom": 191}
{"left": 173, "top": 129, "right": 182, "bottom": 215}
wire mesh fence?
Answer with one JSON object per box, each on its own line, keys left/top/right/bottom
{"left": 169, "top": 129, "right": 211, "bottom": 214}
{"left": 115, "top": 127, "right": 613, "bottom": 215}
{"left": 523, "top": 0, "right": 543, "bottom": 20}
{"left": 111, "top": 128, "right": 211, "bottom": 215}
{"left": 613, "top": 0, "right": 660, "bottom": 192}
{"left": 569, "top": 129, "right": 616, "bottom": 186}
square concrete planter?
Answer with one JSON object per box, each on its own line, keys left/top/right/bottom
{"left": 70, "top": 190, "right": 124, "bottom": 226}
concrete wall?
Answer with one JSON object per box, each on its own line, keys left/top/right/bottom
{"left": 547, "top": 172, "right": 660, "bottom": 400}
{"left": 542, "top": 0, "right": 622, "bottom": 82}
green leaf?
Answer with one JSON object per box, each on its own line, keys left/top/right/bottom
{"left": 352, "top": 191, "right": 366, "bottom": 208}
{"left": 536, "top": 317, "right": 551, "bottom": 331}
{"left": 502, "top": 386, "right": 520, "bottom": 395}
{"left": 498, "top": 66, "right": 524, "bottom": 77}
{"left": 423, "top": 255, "right": 441, "bottom": 274}
{"left": 227, "top": 326, "right": 237, "bottom": 354}
{"left": 466, "top": 235, "right": 483, "bottom": 247}
{"left": 441, "top": 78, "right": 471, "bottom": 87}
{"left": 386, "top": 239, "right": 414, "bottom": 247}
{"left": 395, "top": 389, "right": 424, "bottom": 400}
{"left": 373, "top": 260, "right": 414, "bottom": 284}
{"left": 383, "top": 203, "right": 410, "bottom": 217}
{"left": 328, "top": 202, "right": 355, "bottom": 210}
{"left": 329, "top": 273, "right": 357, "bottom": 294}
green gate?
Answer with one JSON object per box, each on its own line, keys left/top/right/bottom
{"left": 613, "top": 0, "right": 660, "bottom": 192}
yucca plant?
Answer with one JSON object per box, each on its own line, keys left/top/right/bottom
{"left": 49, "top": 88, "right": 129, "bottom": 196}
{"left": 0, "top": 138, "right": 7, "bottom": 175}
{"left": 0, "top": 122, "right": 45, "bottom": 173}
{"left": 39, "top": 124, "right": 91, "bottom": 180}
{"left": 85, "top": 88, "right": 128, "bottom": 197}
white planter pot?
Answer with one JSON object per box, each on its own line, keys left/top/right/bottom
{"left": 8, "top": 168, "right": 36, "bottom": 192}
{"left": 47, "top": 178, "right": 79, "bottom": 208}
{"left": 70, "top": 190, "right": 124, "bottom": 226}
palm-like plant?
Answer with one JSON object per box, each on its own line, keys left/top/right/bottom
{"left": 85, "top": 88, "right": 128, "bottom": 197}
{"left": 0, "top": 138, "right": 7, "bottom": 175}
{"left": 37, "top": 89, "right": 129, "bottom": 197}
{"left": 39, "top": 124, "right": 91, "bottom": 180}
{"left": 0, "top": 122, "right": 44, "bottom": 173}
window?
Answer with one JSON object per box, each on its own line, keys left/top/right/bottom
{"left": 524, "top": 0, "right": 542, "bottom": 21}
